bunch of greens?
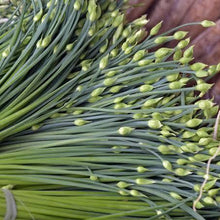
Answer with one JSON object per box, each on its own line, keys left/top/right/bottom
{"left": 0, "top": 0, "right": 220, "bottom": 219}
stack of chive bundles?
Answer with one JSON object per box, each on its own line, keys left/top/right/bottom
{"left": 0, "top": 0, "right": 220, "bottom": 219}
{"left": 0, "top": 0, "right": 16, "bottom": 23}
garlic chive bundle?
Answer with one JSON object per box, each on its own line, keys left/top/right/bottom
{"left": 0, "top": 0, "right": 220, "bottom": 219}
{"left": 1, "top": 109, "right": 219, "bottom": 219}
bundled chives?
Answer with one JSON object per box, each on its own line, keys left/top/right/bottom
{"left": 0, "top": 0, "right": 220, "bottom": 219}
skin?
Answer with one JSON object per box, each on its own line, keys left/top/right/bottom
{"left": 146, "top": 0, "right": 175, "bottom": 32}
{"left": 205, "top": 75, "right": 220, "bottom": 104}
{"left": 192, "top": 19, "right": 220, "bottom": 64}
{"left": 180, "top": 0, "right": 220, "bottom": 40}
{"left": 126, "top": 0, "right": 220, "bottom": 103}
{"left": 126, "top": 0, "right": 220, "bottom": 64}
{"left": 125, "top": 0, "right": 154, "bottom": 22}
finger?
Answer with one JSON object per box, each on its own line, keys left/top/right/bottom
{"left": 147, "top": 0, "right": 174, "bottom": 33}
{"left": 126, "top": 0, "right": 154, "bottom": 22}
{"left": 180, "top": 0, "right": 220, "bottom": 40}
{"left": 192, "top": 19, "right": 220, "bottom": 62}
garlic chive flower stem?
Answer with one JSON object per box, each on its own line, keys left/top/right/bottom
{"left": 0, "top": 1, "right": 219, "bottom": 219}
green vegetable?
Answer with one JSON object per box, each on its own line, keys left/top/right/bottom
{"left": 0, "top": 0, "right": 219, "bottom": 219}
